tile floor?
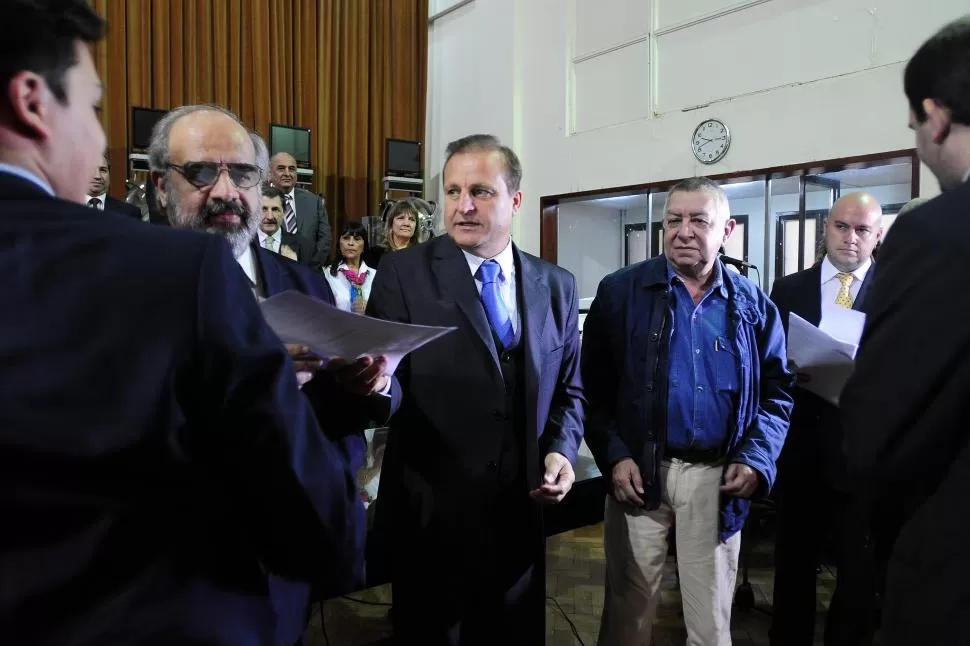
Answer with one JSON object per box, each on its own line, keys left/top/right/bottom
{"left": 307, "top": 522, "right": 845, "bottom": 645}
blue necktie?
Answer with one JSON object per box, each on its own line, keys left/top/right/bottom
{"left": 476, "top": 260, "right": 514, "bottom": 349}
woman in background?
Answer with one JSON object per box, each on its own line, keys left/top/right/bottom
{"left": 367, "top": 198, "right": 425, "bottom": 268}
{"left": 324, "top": 221, "right": 375, "bottom": 313}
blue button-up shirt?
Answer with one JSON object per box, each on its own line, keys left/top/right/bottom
{"left": 666, "top": 262, "right": 739, "bottom": 451}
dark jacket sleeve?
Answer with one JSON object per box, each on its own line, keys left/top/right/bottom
{"left": 539, "top": 272, "right": 586, "bottom": 466}
{"left": 315, "top": 194, "right": 332, "bottom": 267}
{"left": 841, "top": 211, "right": 970, "bottom": 501}
{"left": 192, "top": 236, "right": 365, "bottom": 591}
{"left": 580, "top": 277, "right": 632, "bottom": 472}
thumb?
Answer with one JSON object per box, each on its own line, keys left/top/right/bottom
{"left": 631, "top": 467, "right": 644, "bottom": 494}
{"left": 544, "top": 455, "right": 563, "bottom": 484}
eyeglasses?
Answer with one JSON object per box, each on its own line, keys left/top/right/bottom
{"left": 167, "top": 162, "right": 262, "bottom": 189}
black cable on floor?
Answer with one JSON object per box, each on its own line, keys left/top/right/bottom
{"left": 341, "top": 594, "right": 393, "bottom": 606}
{"left": 546, "top": 595, "right": 586, "bottom": 646}
{"left": 319, "top": 600, "right": 330, "bottom": 646}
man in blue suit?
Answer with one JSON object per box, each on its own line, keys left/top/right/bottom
{"left": 0, "top": 3, "right": 363, "bottom": 646}
{"left": 582, "top": 177, "right": 792, "bottom": 645}
{"left": 366, "top": 134, "right": 585, "bottom": 645}
{"left": 147, "top": 103, "right": 400, "bottom": 641}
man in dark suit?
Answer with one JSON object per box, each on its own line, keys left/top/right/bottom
{"left": 366, "top": 134, "right": 585, "bottom": 645}
{"left": 841, "top": 16, "right": 970, "bottom": 646}
{"left": 260, "top": 185, "right": 319, "bottom": 269}
{"left": 769, "top": 192, "right": 883, "bottom": 646}
{"left": 86, "top": 151, "right": 143, "bottom": 219}
{"left": 269, "top": 152, "right": 332, "bottom": 266}
{"left": 0, "top": 3, "right": 364, "bottom": 645}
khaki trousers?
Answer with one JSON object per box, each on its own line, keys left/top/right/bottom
{"left": 598, "top": 459, "right": 741, "bottom": 646}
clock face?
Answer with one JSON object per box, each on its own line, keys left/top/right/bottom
{"left": 691, "top": 119, "right": 730, "bottom": 164}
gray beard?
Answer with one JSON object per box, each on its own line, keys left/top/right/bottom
{"left": 165, "top": 187, "right": 258, "bottom": 258}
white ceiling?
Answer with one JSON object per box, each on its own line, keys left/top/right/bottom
{"left": 570, "top": 162, "right": 913, "bottom": 210}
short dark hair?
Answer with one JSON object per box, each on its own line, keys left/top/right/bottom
{"left": 444, "top": 134, "right": 522, "bottom": 193}
{"left": 904, "top": 16, "right": 970, "bottom": 125}
{"left": 0, "top": 1, "right": 105, "bottom": 107}
{"left": 262, "top": 185, "right": 283, "bottom": 201}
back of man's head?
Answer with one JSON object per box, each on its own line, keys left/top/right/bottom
{"left": 905, "top": 16, "right": 970, "bottom": 128}
{"left": 0, "top": 1, "right": 104, "bottom": 110}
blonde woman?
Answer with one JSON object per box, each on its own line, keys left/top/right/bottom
{"left": 367, "top": 198, "right": 427, "bottom": 268}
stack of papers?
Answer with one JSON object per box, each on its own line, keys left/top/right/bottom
{"left": 787, "top": 309, "right": 865, "bottom": 406}
{"left": 259, "top": 290, "right": 456, "bottom": 374}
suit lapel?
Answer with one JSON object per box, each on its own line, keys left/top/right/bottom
{"left": 254, "top": 245, "right": 285, "bottom": 297}
{"left": 802, "top": 265, "right": 822, "bottom": 326}
{"left": 517, "top": 248, "right": 549, "bottom": 438}
{"left": 431, "top": 237, "right": 503, "bottom": 382}
{"left": 854, "top": 262, "right": 875, "bottom": 312}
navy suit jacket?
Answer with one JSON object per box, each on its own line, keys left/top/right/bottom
{"left": 365, "top": 235, "right": 584, "bottom": 586}
{"left": 0, "top": 172, "right": 363, "bottom": 646}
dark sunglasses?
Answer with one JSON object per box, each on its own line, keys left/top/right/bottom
{"left": 167, "top": 162, "right": 262, "bottom": 189}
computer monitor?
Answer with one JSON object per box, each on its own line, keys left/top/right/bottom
{"left": 270, "top": 124, "right": 311, "bottom": 167}
{"left": 130, "top": 107, "right": 168, "bottom": 150}
{"left": 385, "top": 138, "right": 422, "bottom": 179}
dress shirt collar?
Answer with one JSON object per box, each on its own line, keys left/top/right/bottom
{"left": 0, "top": 163, "right": 54, "bottom": 196}
{"left": 336, "top": 260, "right": 372, "bottom": 276}
{"left": 462, "top": 237, "right": 515, "bottom": 282}
{"left": 665, "top": 259, "right": 728, "bottom": 298}
{"left": 87, "top": 192, "right": 106, "bottom": 204}
{"left": 257, "top": 229, "right": 278, "bottom": 245}
{"left": 821, "top": 255, "right": 870, "bottom": 285}
{"left": 236, "top": 245, "right": 258, "bottom": 287}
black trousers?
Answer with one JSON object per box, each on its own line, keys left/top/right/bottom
{"left": 770, "top": 478, "right": 879, "bottom": 646}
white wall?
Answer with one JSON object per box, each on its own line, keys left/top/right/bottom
{"left": 426, "top": 0, "right": 966, "bottom": 256}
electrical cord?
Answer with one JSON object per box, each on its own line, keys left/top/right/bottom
{"left": 546, "top": 596, "right": 587, "bottom": 646}
{"left": 318, "top": 600, "right": 330, "bottom": 646}
{"left": 341, "top": 594, "right": 393, "bottom": 606}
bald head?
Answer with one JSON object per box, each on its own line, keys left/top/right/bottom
{"left": 823, "top": 192, "right": 883, "bottom": 272}
{"left": 269, "top": 152, "right": 298, "bottom": 192}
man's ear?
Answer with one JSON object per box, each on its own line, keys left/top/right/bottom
{"left": 922, "top": 98, "right": 952, "bottom": 144}
{"left": 6, "top": 71, "right": 54, "bottom": 141}
{"left": 151, "top": 171, "right": 168, "bottom": 207}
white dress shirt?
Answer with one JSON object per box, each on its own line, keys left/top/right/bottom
{"left": 257, "top": 229, "right": 282, "bottom": 254}
{"left": 0, "top": 163, "right": 54, "bottom": 195}
{"left": 236, "top": 246, "right": 263, "bottom": 299}
{"left": 461, "top": 237, "right": 519, "bottom": 336}
{"left": 324, "top": 261, "right": 375, "bottom": 312}
{"left": 820, "top": 255, "right": 870, "bottom": 321}
{"left": 87, "top": 193, "right": 106, "bottom": 210}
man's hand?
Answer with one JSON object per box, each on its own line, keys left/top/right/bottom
{"left": 286, "top": 344, "right": 323, "bottom": 388}
{"left": 327, "top": 355, "right": 389, "bottom": 396}
{"left": 719, "top": 462, "right": 759, "bottom": 498}
{"left": 530, "top": 452, "right": 574, "bottom": 504}
{"left": 611, "top": 458, "right": 645, "bottom": 507}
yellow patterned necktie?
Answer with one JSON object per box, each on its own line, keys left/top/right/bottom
{"left": 835, "top": 272, "right": 854, "bottom": 308}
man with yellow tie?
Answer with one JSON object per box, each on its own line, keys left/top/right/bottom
{"left": 768, "top": 191, "right": 883, "bottom": 646}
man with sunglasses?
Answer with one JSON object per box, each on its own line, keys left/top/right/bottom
{"left": 0, "top": 3, "right": 363, "bottom": 646}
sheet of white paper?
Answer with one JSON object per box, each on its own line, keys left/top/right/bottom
{"left": 259, "top": 290, "right": 456, "bottom": 375}
{"left": 788, "top": 312, "right": 858, "bottom": 406}
{"left": 818, "top": 306, "right": 866, "bottom": 348}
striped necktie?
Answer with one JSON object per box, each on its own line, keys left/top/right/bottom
{"left": 283, "top": 194, "right": 297, "bottom": 233}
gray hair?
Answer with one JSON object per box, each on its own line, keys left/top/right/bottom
{"left": 665, "top": 177, "right": 730, "bottom": 220}
{"left": 147, "top": 104, "right": 269, "bottom": 175}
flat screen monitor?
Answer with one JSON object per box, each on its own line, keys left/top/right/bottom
{"left": 270, "top": 124, "right": 311, "bottom": 166}
{"left": 386, "top": 138, "right": 422, "bottom": 179}
{"left": 131, "top": 107, "right": 168, "bottom": 150}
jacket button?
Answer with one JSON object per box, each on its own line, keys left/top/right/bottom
{"left": 487, "top": 461, "right": 498, "bottom": 471}
{"left": 501, "top": 351, "right": 512, "bottom": 362}
{"left": 492, "top": 409, "right": 504, "bottom": 420}
{"left": 649, "top": 332, "right": 659, "bottom": 342}
{"left": 646, "top": 382, "right": 654, "bottom": 392}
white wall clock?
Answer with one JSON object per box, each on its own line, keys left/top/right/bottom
{"left": 691, "top": 118, "right": 731, "bottom": 164}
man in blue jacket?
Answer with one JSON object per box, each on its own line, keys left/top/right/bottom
{"left": 582, "top": 177, "right": 792, "bottom": 645}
